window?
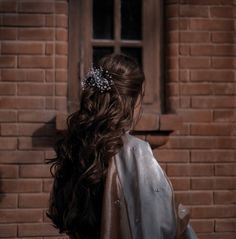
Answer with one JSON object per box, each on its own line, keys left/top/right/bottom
{"left": 68, "top": 0, "right": 164, "bottom": 115}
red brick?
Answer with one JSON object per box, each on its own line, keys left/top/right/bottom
{"left": 0, "top": 83, "right": 16, "bottom": 95}
{"left": 166, "top": 44, "right": 178, "bottom": 56}
{"left": 180, "top": 32, "right": 210, "bottom": 43}
{"left": 18, "top": 123, "right": 56, "bottom": 136}
{"left": 210, "top": 7, "right": 236, "bottom": 18}
{"left": 215, "top": 219, "right": 236, "bottom": 232}
{"left": 0, "top": 28, "right": 17, "bottom": 40}
{"left": 212, "top": 58, "right": 236, "bottom": 69}
{"left": 175, "top": 191, "right": 213, "bottom": 205}
{"left": 180, "top": 83, "right": 211, "bottom": 95}
{"left": 19, "top": 193, "right": 49, "bottom": 208}
{"left": 180, "top": 5, "right": 209, "bottom": 17}
{"left": 1, "top": 179, "right": 42, "bottom": 193}
{"left": 56, "top": 15, "right": 68, "bottom": 28}
{"left": 46, "top": 70, "right": 55, "bottom": 82}
{"left": 191, "top": 177, "right": 236, "bottom": 190}
{"left": 18, "top": 2, "right": 54, "bottom": 13}
{"left": 177, "top": 109, "right": 212, "bottom": 122}
{"left": 55, "top": 43, "right": 68, "bottom": 55}
{"left": 166, "top": 137, "right": 211, "bottom": 149}
{"left": 165, "top": 5, "right": 178, "bottom": 18}
{"left": 0, "top": 209, "right": 42, "bottom": 223}
{"left": 1, "top": 123, "right": 17, "bottom": 136}
{"left": 2, "top": 69, "right": 44, "bottom": 82}
{"left": 43, "top": 179, "right": 53, "bottom": 192}
{"left": 214, "top": 110, "right": 236, "bottom": 122}
{"left": 190, "top": 19, "right": 234, "bottom": 31}
{"left": 212, "top": 32, "right": 235, "bottom": 43}
{"left": 166, "top": 19, "right": 179, "bottom": 30}
{"left": 55, "top": 56, "right": 67, "bottom": 69}
{"left": 180, "top": 0, "right": 235, "bottom": 4}
{"left": 198, "top": 232, "right": 236, "bottom": 239}
{"left": 166, "top": 32, "right": 179, "bottom": 43}
{"left": 0, "top": 1, "right": 16, "bottom": 12}
{"left": 0, "top": 56, "right": 16, "bottom": 68}
{"left": 56, "top": 29, "right": 68, "bottom": 41}
{"left": 45, "top": 97, "right": 55, "bottom": 109}
{"left": 191, "top": 219, "right": 214, "bottom": 233}
{"left": 0, "top": 194, "right": 17, "bottom": 208}
{"left": 190, "top": 123, "right": 233, "bottom": 136}
{"left": 55, "top": 2, "right": 68, "bottom": 14}
{"left": 18, "top": 110, "right": 55, "bottom": 123}
{"left": 179, "top": 70, "right": 189, "bottom": 82}
{"left": 44, "top": 150, "right": 56, "bottom": 161}
{"left": 155, "top": 150, "right": 189, "bottom": 163}
{"left": 45, "top": 15, "right": 55, "bottom": 27}
{"left": 191, "top": 150, "right": 236, "bottom": 163}
{"left": 172, "top": 123, "right": 190, "bottom": 136}
{"left": 215, "top": 164, "right": 236, "bottom": 176}
{"left": 18, "top": 29, "right": 54, "bottom": 40}
{"left": 18, "top": 56, "right": 53, "bottom": 68}
{"left": 192, "top": 96, "right": 236, "bottom": 108}
{"left": 191, "top": 45, "right": 236, "bottom": 56}
{"left": 18, "top": 223, "right": 59, "bottom": 237}
{"left": 0, "top": 110, "right": 17, "bottom": 122}
{"left": 166, "top": 57, "right": 178, "bottom": 69}
{"left": 0, "top": 224, "right": 17, "bottom": 237}
{"left": 18, "top": 83, "right": 54, "bottom": 96}
{"left": 180, "top": 57, "right": 210, "bottom": 69}
{"left": 214, "top": 191, "right": 236, "bottom": 204}
{"left": 0, "top": 151, "right": 44, "bottom": 164}
{"left": 55, "top": 70, "right": 67, "bottom": 82}
{"left": 2, "top": 42, "right": 43, "bottom": 55}
{"left": 20, "top": 164, "right": 51, "bottom": 178}
{"left": 166, "top": 83, "right": 179, "bottom": 96}
{"left": 55, "top": 83, "right": 67, "bottom": 96}
{"left": 167, "top": 164, "right": 213, "bottom": 176}
{"left": 55, "top": 97, "right": 67, "bottom": 111}
{"left": 191, "top": 205, "right": 236, "bottom": 219}
{"left": 211, "top": 83, "right": 236, "bottom": 95}
{"left": 45, "top": 43, "right": 54, "bottom": 55}
{"left": 2, "top": 14, "right": 45, "bottom": 27}
{"left": 0, "top": 165, "right": 18, "bottom": 178}
{"left": 0, "top": 137, "right": 17, "bottom": 150}
{"left": 18, "top": 137, "right": 55, "bottom": 150}
{"left": 0, "top": 97, "right": 45, "bottom": 109}
{"left": 160, "top": 114, "right": 182, "bottom": 131}
{"left": 169, "top": 177, "right": 190, "bottom": 190}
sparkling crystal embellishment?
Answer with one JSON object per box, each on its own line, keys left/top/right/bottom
{"left": 81, "top": 66, "right": 114, "bottom": 93}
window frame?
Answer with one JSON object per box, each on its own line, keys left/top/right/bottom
{"left": 67, "top": 0, "right": 164, "bottom": 114}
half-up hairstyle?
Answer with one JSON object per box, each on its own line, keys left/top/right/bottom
{"left": 46, "top": 53, "right": 145, "bottom": 239}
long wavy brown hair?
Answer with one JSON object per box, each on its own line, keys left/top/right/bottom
{"left": 46, "top": 53, "right": 145, "bottom": 239}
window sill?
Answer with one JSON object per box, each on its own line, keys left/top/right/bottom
{"left": 56, "top": 112, "right": 182, "bottom": 149}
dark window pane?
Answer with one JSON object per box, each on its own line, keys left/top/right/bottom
{"left": 93, "top": 47, "right": 114, "bottom": 66}
{"left": 121, "top": 0, "right": 142, "bottom": 40}
{"left": 93, "top": 0, "right": 114, "bottom": 39}
{"left": 121, "top": 47, "right": 142, "bottom": 67}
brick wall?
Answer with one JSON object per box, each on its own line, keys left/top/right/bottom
{"left": 0, "top": 0, "right": 68, "bottom": 238}
{"left": 0, "top": 0, "right": 235, "bottom": 239}
{"left": 159, "top": 0, "right": 236, "bottom": 238}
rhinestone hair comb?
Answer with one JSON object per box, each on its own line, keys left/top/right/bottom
{"left": 81, "top": 66, "right": 114, "bottom": 93}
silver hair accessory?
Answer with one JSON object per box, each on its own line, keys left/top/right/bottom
{"left": 81, "top": 66, "right": 114, "bottom": 93}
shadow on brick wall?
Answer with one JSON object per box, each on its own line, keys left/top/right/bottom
{"left": 31, "top": 117, "right": 58, "bottom": 149}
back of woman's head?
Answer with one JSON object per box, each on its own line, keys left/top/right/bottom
{"left": 46, "top": 53, "right": 145, "bottom": 239}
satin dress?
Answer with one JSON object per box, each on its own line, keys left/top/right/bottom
{"left": 99, "top": 132, "right": 198, "bottom": 239}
